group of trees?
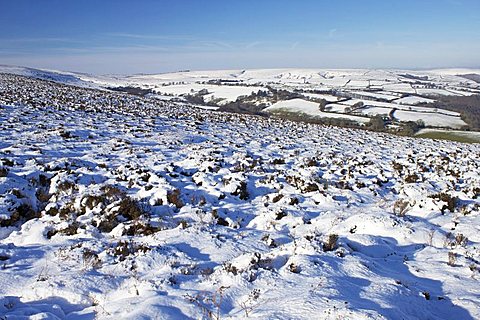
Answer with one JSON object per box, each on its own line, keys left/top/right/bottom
{"left": 418, "top": 94, "right": 480, "bottom": 131}
{"left": 108, "top": 86, "right": 155, "bottom": 97}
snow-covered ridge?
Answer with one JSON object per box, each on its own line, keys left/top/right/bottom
{"left": 0, "top": 73, "right": 479, "bottom": 319}
{"left": 0, "top": 65, "right": 96, "bottom": 88}
{"left": 3, "top": 65, "right": 480, "bottom": 88}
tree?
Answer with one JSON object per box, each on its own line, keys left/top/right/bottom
{"left": 352, "top": 101, "right": 364, "bottom": 110}
{"left": 416, "top": 119, "right": 425, "bottom": 128}
{"left": 318, "top": 99, "right": 328, "bottom": 111}
{"left": 368, "top": 115, "right": 385, "bottom": 131}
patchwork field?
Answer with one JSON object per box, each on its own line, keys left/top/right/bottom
{"left": 2, "top": 65, "right": 479, "bottom": 131}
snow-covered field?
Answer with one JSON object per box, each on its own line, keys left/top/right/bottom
{"left": 264, "top": 99, "right": 371, "bottom": 123}
{"left": 0, "top": 73, "right": 479, "bottom": 319}
{"left": 394, "top": 96, "right": 436, "bottom": 105}
{"left": 393, "top": 110, "right": 467, "bottom": 128}
{"left": 153, "top": 84, "right": 266, "bottom": 105}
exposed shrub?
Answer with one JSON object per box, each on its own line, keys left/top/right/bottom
{"left": 272, "top": 194, "right": 284, "bottom": 203}
{"left": 286, "top": 175, "right": 318, "bottom": 193}
{"left": 11, "top": 189, "right": 24, "bottom": 198}
{"left": 38, "top": 174, "right": 50, "bottom": 187}
{"left": 455, "top": 233, "right": 468, "bottom": 247}
{"left": 0, "top": 167, "right": 8, "bottom": 177}
{"left": 404, "top": 173, "right": 419, "bottom": 183}
{"left": 393, "top": 199, "right": 410, "bottom": 217}
{"left": 46, "top": 222, "right": 80, "bottom": 238}
{"left": 112, "top": 240, "right": 150, "bottom": 262}
{"left": 185, "top": 286, "right": 228, "bottom": 320}
{"left": 261, "top": 234, "right": 277, "bottom": 248}
{"left": 223, "top": 262, "right": 239, "bottom": 275}
{"left": 323, "top": 234, "right": 339, "bottom": 252}
{"left": 167, "top": 189, "right": 184, "bottom": 208}
{"left": 422, "top": 291, "right": 431, "bottom": 300}
{"left": 448, "top": 252, "right": 456, "bottom": 267}
{"left": 305, "top": 158, "right": 317, "bottom": 167}
{"left": 216, "top": 217, "right": 229, "bottom": 226}
{"left": 0, "top": 158, "right": 14, "bottom": 167}
{"left": 303, "top": 183, "right": 319, "bottom": 192}
{"left": 96, "top": 215, "right": 119, "bottom": 233}
{"left": 392, "top": 161, "right": 404, "bottom": 174}
{"left": 59, "top": 130, "right": 72, "bottom": 139}
{"left": 82, "top": 248, "right": 101, "bottom": 269}
{"left": 57, "top": 180, "right": 77, "bottom": 194}
{"left": 101, "top": 185, "right": 126, "bottom": 199}
{"left": 271, "top": 158, "right": 285, "bottom": 165}
{"left": 275, "top": 210, "right": 287, "bottom": 220}
{"left": 45, "top": 206, "right": 59, "bottom": 216}
{"left": 82, "top": 194, "right": 105, "bottom": 210}
{"left": 429, "top": 193, "right": 458, "bottom": 213}
{"left": 472, "top": 187, "right": 480, "bottom": 199}
{"left": 58, "top": 202, "right": 75, "bottom": 220}
{"left": 36, "top": 189, "right": 51, "bottom": 202}
{"left": 231, "top": 181, "right": 249, "bottom": 200}
{"left": 117, "top": 197, "right": 145, "bottom": 220}
{"left": 124, "top": 221, "right": 161, "bottom": 236}
{"left": 289, "top": 263, "right": 300, "bottom": 273}
{"left": 0, "top": 203, "right": 39, "bottom": 227}
{"left": 58, "top": 222, "right": 80, "bottom": 236}
{"left": 289, "top": 197, "right": 299, "bottom": 205}
{"left": 178, "top": 219, "right": 188, "bottom": 229}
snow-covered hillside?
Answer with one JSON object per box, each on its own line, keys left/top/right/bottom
{"left": 0, "top": 65, "right": 98, "bottom": 88}
{"left": 2, "top": 65, "right": 479, "bottom": 130}
{"left": 0, "top": 72, "right": 479, "bottom": 319}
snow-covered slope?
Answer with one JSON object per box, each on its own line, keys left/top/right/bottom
{"left": 0, "top": 73, "right": 479, "bottom": 319}
{"left": 2, "top": 65, "right": 479, "bottom": 130}
{"left": 0, "top": 65, "right": 99, "bottom": 88}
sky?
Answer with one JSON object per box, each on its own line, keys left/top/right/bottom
{"left": 0, "top": 0, "right": 479, "bottom": 74}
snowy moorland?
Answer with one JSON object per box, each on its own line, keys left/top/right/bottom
{"left": 2, "top": 65, "right": 480, "bottom": 131}
{"left": 0, "top": 72, "right": 480, "bottom": 319}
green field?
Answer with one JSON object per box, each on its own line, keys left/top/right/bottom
{"left": 416, "top": 130, "right": 480, "bottom": 143}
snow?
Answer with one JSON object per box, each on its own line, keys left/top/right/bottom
{"left": 302, "top": 93, "right": 340, "bottom": 102}
{"left": 415, "top": 88, "right": 462, "bottom": 96}
{"left": 154, "top": 84, "right": 266, "bottom": 103}
{"left": 324, "top": 103, "right": 351, "bottom": 113}
{"left": 0, "top": 70, "right": 479, "bottom": 320}
{"left": 338, "top": 99, "right": 464, "bottom": 126}
{"left": 358, "top": 106, "right": 393, "bottom": 116}
{"left": 394, "top": 96, "right": 436, "bottom": 105}
{"left": 345, "top": 91, "right": 401, "bottom": 101}
{"left": 264, "top": 98, "right": 371, "bottom": 123}
{"left": 382, "top": 83, "right": 417, "bottom": 94}
{"left": 393, "top": 110, "right": 467, "bottom": 128}
{"left": 428, "top": 68, "right": 480, "bottom": 76}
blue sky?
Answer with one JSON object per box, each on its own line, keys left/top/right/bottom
{"left": 1, "top": 0, "right": 479, "bottom": 74}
